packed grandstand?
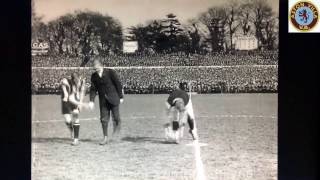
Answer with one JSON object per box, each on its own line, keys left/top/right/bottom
{"left": 32, "top": 51, "right": 278, "bottom": 94}
{"left": 32, "top": 51, "right": 278, "bottom": 67}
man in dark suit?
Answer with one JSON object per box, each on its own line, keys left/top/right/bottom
{"left": 88, "top": 59, "right": 124, "bottom": 145}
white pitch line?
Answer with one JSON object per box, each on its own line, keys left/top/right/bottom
{"left": 32, "top": 116, "right": 157, "bottom": 123}
{"left": 198, "top": 115, "right": 276, "bottom": 119}
{"left": 32, "top": 114, "right": 276, "bottom": 124}
{"left": 192, "top": 140, "right": 207, "bottom": 180}
{"left": 32, "top": 117, "right": 98, "bottom": 123}
{"left": 186, "top": 142, "right": 208, "bottom": 147}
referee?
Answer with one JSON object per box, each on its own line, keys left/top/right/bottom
{"left": 88, "top": 59, "right": 124, "bottom": 145}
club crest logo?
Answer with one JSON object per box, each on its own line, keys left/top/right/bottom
{"left": 290, "top": 1, "right": 319, "bottom": 31}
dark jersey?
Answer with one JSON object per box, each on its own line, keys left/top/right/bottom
{"left": 167, "top": 89, "right": 189, "bottom": 106}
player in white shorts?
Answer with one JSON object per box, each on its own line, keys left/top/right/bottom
{"left": 164, "top": 83, "right": 198, "bottom": 143}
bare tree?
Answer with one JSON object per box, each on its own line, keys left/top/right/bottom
{"left": 199, "top": 7, "right": 227, "bottom": 52}
{"left": 239, "top": 1, "right": 253, "bottom": 36}
{"left": 188, "top": 23, "right": 201, "bottom": 53}
{"left": 47, "top": 20, "right": 66, "bottom": 54}
{"left": 225, "top": 1, "right": 241, "bottom": 50}
{"left": 264, "top": 16, "right": 278, "bottom": 50}
{"left": 250, "top": 0, "right": 274, "bottom": 49}
{"left": 59, "top": 14, "right": 77, "bottom": 56}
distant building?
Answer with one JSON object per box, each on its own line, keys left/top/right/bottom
{"left": 123, "top": 41, "right": 138, "bottom": 53}
{"left": 233, "top": 36, "right": 258, "bottom": 51}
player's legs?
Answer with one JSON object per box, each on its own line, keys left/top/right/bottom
{"left": 174, "top": 130, "right": 180, "bottom": 144}
{"left": 175, "top": 109, "right": 188, "bottom": 139}
{"left": 62, "top": 100, "right": 74, "bottom": 138}
{"left": 166, "top": 108, "right": 186, "bottom": 143}
{"left": 179, "top": 123, "right": 185, "bottom": 139}
{"left": 110, "top": 104, "right": 121, "bottom": 135}
{"left": 171, "top": 115, "right": 181, "bottom": 144}
{"left": 185, "top": 101, "right": 198, "bottom": 140}
{"left": 164, "top": 125, "right": 170, "bottom": 140}
{"left": 164, "top": 123, "right": 179, "bottom": 143}
{"left": 63, "top": 114, "right": 73, "bottom": 139}
{"left": 169, "top": 107, "right": 181, "bottom": 130}
{"left": 99, "top": 101, "right": 111, "bottom": 145}
{"left": 71, "top": 112, "right": 80, "bottom": 146}
{"left": 187, "top": 116, "right": 197, "bottom": 140}
{"left": 165, "top": 107, "right": 179, "bottom": 142}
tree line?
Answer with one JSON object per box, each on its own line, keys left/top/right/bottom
{"left": 32, "top": 0, "right": 278, "bottom": 58}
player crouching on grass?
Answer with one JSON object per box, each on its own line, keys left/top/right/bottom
{"left": 164, "top": 83, "right": 198, "bottom": 144}
{"left": 60, "top": 73, "right": 87, "bottom": 146}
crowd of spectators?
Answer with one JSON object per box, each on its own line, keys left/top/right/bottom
{"left": 32, "top": 51, "right": 278, "bottom": 67}
{"left": 32, "top": 66, "right": 278, "bottom": 94}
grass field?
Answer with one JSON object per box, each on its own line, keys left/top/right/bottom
{"left": 32, "top": 94, "right": 277, "bottom": 180}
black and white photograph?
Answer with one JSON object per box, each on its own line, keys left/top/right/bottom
{"left": 31, "top": 0, "right": 278, "bottom": 179}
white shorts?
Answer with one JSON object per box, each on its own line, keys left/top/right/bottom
{"left": 180, "top": 100, "right": 195, "bottom": 123}
{"left": 168, "top": 100, "right": 195, "bottom": 125}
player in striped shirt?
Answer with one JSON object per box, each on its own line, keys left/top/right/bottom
{"left": 60, "top": 73, "right": 86, "bottom": 145}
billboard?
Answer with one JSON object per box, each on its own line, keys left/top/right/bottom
{"left": 32, "top": 42, "right": 49, "bottom": 56}
{"left": 234, "top": 36, "right": 258, "bottom": 50}
{"left": 123, "top": 41, "right": 138, "bottom": 53}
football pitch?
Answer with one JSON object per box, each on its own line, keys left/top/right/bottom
{"left": 32, "top": 94, "right": 277, "bottom": 180}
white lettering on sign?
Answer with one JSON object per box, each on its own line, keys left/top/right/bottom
{"left": 32, "top": 42, "right": 49, "bottom": 55}
{"left": 32, "top": 42, "right": 49, "bottom": 49}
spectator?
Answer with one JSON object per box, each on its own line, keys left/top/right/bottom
{"left": 32, "top": 66, "right": 278, "bottom": 94}
{"left": 32, "top": 51, "right": 278, "bottom": 67}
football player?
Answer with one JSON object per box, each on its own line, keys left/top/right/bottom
{"left": 164, "top": 83, "right": 198, "bottom": 143}
{"left": 60, "top": 73, "right": 86, "bottom": 145}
